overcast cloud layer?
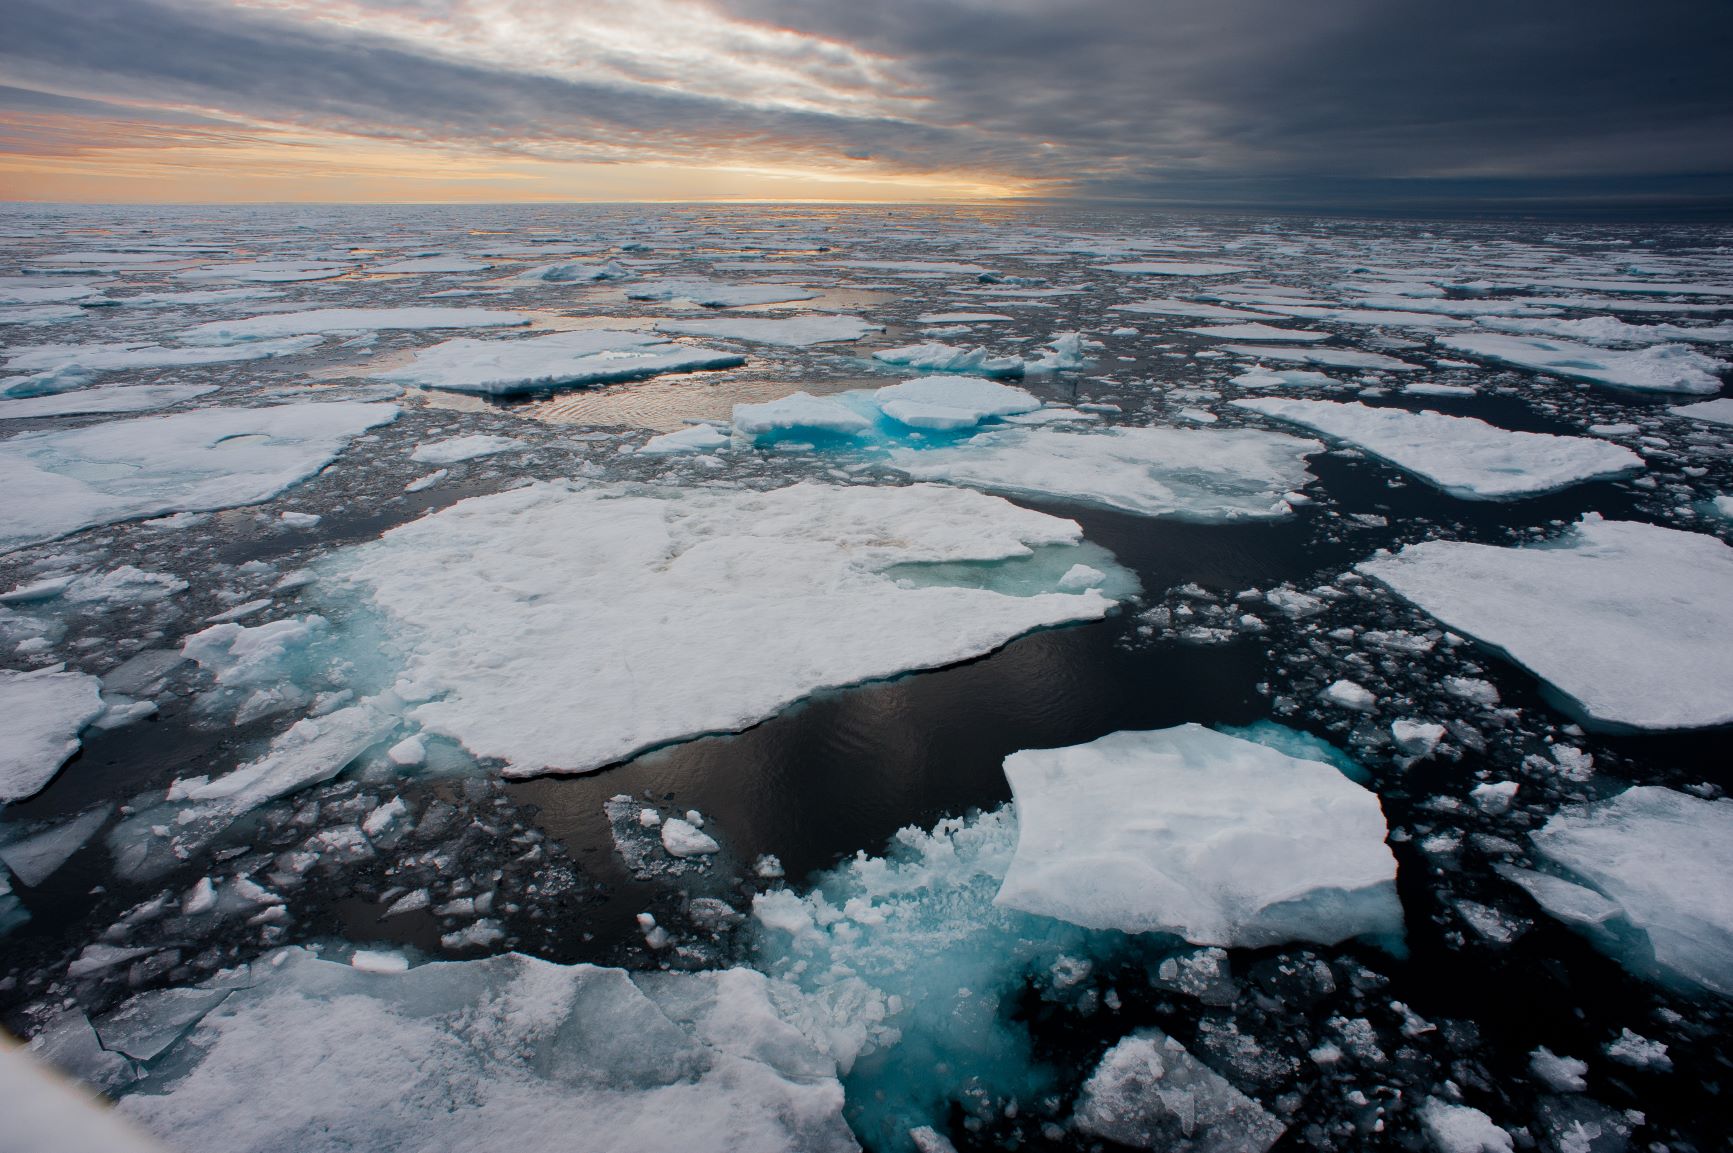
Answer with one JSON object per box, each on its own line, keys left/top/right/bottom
{"left": 2, "top": 0, "right": 1729, "bottom": 209}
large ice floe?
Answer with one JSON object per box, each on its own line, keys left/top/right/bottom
{"left": 626, "top": 279, "right": 818, "bottom": 307}
{"left": 886, "top": 426, "right": 1321, "bottom": 520}
{"left": 0, "top": 401, "right": 397, "bottom": 552}
{"left": 177, "top": 307, "right": 528, "bottom": 344}
{"left": 1500, "top": 787, "right": 1733, "bottom": 997}
{"left": 1439, "top": 334, "right": 1726, "bottom": 394}
{"left": 1359, "top": 516, "right": 1733, "bottom": 730}
{"left": 0, "top": 384, "right": 217, "bottom": 420}
{"left": 1232, "top": 398, "right": 1644, "bottom": 499}
{"left": 1668, "top": 396, "right": 1733, "bottom": 427}
{"left": 872, "top": 376, "right": 1041, "bottom": 430}
{"left": 369, "top": 329, "right": 745, "bottom": 395}
{"left": 995, "top": 725, "right": 1402, "bottom": 946}
{"left": 654, "top": 316, "right": 880, "bottom": 347}
{"left": 0, "top": 668, "right": 105, "bottom": 803}
{"left": 326, "top": 481, "right": 1130, "bottom": 776}
{"left": 2, "top": 336, "right": 323, "bottom": 396}
{"left": 1225, "top": 345, "right": 1417, "bottom": 371}
{"left": 114, "top": 948, "right": 858, "bottom": 1153}
{"left": 1073, "top": 1028, "right": 1287, "bottom": 1152}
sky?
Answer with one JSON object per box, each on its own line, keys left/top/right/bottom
{"left": 0, "top": 0, "right": 1729, "bottom": 211}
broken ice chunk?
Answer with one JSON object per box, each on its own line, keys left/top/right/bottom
{"left": 1072, "top": 1028, "right": 1286, "bottom": 1152}
{"left": 660, "top": 818, "right": 720, "bottom": 858}
{"left": 0, "top": 668, "right": 105, "bottom": 803}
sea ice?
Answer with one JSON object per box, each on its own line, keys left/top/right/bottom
{"left": 639, "top": 425, "right": 730, "bottom": 454}
{"left": 0, "top": 384, "right": 217, "bottom": 420}
{"left": 1359, "top": 516, "right": 1733, "bottom": 729}
{"left": 1417, "top": 1099, "right": 1513, "bottom": 1153}
{"left": 1512, "top": 786, "right": 1733, "bottom": 996}
{"left": 1440, "top": 334, "right": 1725, "bottom": 394}
{"left": 732, "top": 392, "right": 873, "bottom": 440}
{"left": 886, "top": 426, "right": 1321, "bottom": 521}
{"left": 0, "top": 402, "right": 398, "bottom": 551}
{"left": 3, "top": 336, "right": 323, "bottom": 396}
{"left": 178, "top": 307, "right": 527, "bottom": 344}
{"left": 1224, "top": 345, "right": 1417, "bottom": 371}
{"left": 1668, "top": 397, "right": 1733, "bottom": 427}
{"left": 871, "top": 342, "right": 1024, "bottom": 377}
{"left": 178, "top": 260, "right": 349, "bottom": 283}
{"left": 1100, "top": 261, "right": 1250, "bottom": 276}
{"left": 994, "top": 725, "right": 1401, "bottom": 946}
{"left": 1073, "top": 1029, "right": 1286, "bottom": 1152}
{"left": 1113, "top": 300, "right": 1273, "bottom": 320}
{"left": 872, "top": 376, "right": 1041, "bottom": 430}
{"left": 1185, "top": 323, "right": 1329, "bottom": 342}
{"left": 1232, "top": 398, "right": 1644, "bottom": 498}
{"left": 1480, "top": 316, "right": 1733, "bottom": 345}
{"left": 409, "top": 434, "right": 523, "bottom": 464}
{"left": 370, "top": 256, "right": 492, "bottom": 274}
{"left": 0, "top": 804, "right": 110, "bottom": 884}
{"left": 626, "top": 279, "right": 819, "bottom": 307}
{"left": 655, "top": 316, "right": 880, "bottom": 347}
{"left": 0, "top": 668, "right": 105, "bottom": 803}
{"left": 371, "top": 330, "right": 744, "bottom": 395}
{"left": 115, "top": 949, "right": 857, "bottom": 1153}
{"left": 327, "top": 481, "right": 1126, "bottom": 777}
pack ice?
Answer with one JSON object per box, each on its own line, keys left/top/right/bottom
{"left": 626, "top": 279, "right": 818, "bottom": 307}
{"left": 654, "top": 316, "right": 880, "bottom": 347}
{"left": 178, "top": 307, "right": 528, "bottom": 344}
{"left": 995, "top": 725, "right": 1402, "bottom": 946}
{"left": 0, "top": 402, "right": 398, "bottom": 552}
{"left": 1232, "top": 398, "right": 1644, "bottom": 499}
{"left": 370, "top": 330, "right": 744, "bottom": 395}
{"left": 1440, "top": 334, "right": 1725, "bottom": 394}
{"left": 1359, "top": 517, "right": 1733, "bottom": 730}
{"left": 116, "top": 948, "right": 858, "bottom": 1153}
{"left": 887, "top": 426, "right": 1321, "bottom": 520}
{"left": 3, "top": 336, "right": 323, "bottom": 396}
{"left": 1503, "top": 787, "right": 1733, "bottom": 996}
{"left": 328, "top": 481, "right": 1128, "bottom": 776}
{"left": 0, "top": 668, "right": 105, "bottom": 803}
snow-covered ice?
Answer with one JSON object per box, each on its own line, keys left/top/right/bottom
{"left": 0, "top": 384, "right": 217, "bottom": 420}
{"left": 1440, "top": 334, "right": 1725, "bottom": 394}
{"left": 1232, "top": 398, "right": 1644, "bottom": 498}
{"left": 3, "top": 336, "right": 322, "bottom": 395}
{"left": 371, "top": 330, "right": 744, "bottom": 395}
{"left": 887, "top": 426, "right": 1320, "bottom": 521}
{"left": 178, "top": 307, "right": 527, "bottom": 345}
{"left": 1359, "top": 516, "right": 1733, "bottom": 729}
{"left": 0, "top": 669, "right": 105, "bottom": 803}
{"left": 329, "top": 481, "right": 1126, "bottom": 777}
{"left": 655, "top": 316, "right": 880, "bottom": 347}
{"left": 409, "top": 434, "right": 523, "bottom": 464}
{"left": 1224, "top": 345, "right": 1417, "bottom": 371}
{"left": 639, "top": 425, "right": 730, "bottom": 454}
{"left": 0, "top": 402, "right": 397, "bottom": 551}
{"left": 626, "top": 279, "right": 818, "bottom": 307}
{"left": 1100, "top": 261, "right": 1250, "bottom": 277}
{"left": 871, "top": 342, "right": 1025, "bottom": 377}
{"left": 1668, "top": 396, "right": 1733, "bottom": 427}
{"left": 1185, "top": 322, "right": 1329, "bottom": 342}
{"left": 732, "top": 392, "right": 873, "bottom": 440}
{"left": 872, "top": 376, "right": 1041, "bottom": 430}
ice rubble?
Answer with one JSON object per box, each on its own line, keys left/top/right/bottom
{"left": 328, "top": 481, "right": 1127, "bottom": 777}
{"left": 995, "top": 725, "right": 1401, "bottom": 946}
{"left": 0, "top": 668, "right": 105, "bottom": 803}
{"left": 1074, "top": 1029, "right": 1286, "bottom": 1152}
{"left": 1503, "top": 786, "right": 1733, "bottom": 997}
{"left": 369, "top": 329, "right": 744, "bottom": 395}
{"left": 1668, "top": 396, "right": 1733, "bottom": 427}
{"left": 0, "top": 401, "right": 398, "bottom": 552}
{"left": 1232, "top": 399, "right": 1644, "bottom": 499}
{"left": 178, "top": 307, "right": 528, "bottom": 344}
{"left": 626, "top": 279, "right": 819, "bottom": 307}
{"left": 0, "top": 384, "right": 217, "bottom": 420}
{"left": 114, "top": 949, "right": 858, "bottom": 1153}
{"left": 886, "top": 426, "right": 1321, "bottom": 521}
{"left": 1358, "top": 516, "right": 1733, "bottom": 730}
{"left": 1439, "top": 334, "right": 1725, "bottom": 394}
{"left": 655, "top": 316, "right": 880, "bottom": 347}
{"left": 2, "top": 336, "right": 323, "bottom": 396}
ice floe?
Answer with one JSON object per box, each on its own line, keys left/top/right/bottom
{"left": 655, "top": 315, "right": 880, "bottom": 347}
{"left": 871, "top": 342, "right": 1025, "bottom": 377}
{"left": 1185, "top": 323, "right": 1329, "bottom": 343}
{"left": 1440, "top": 334, "right": 1725, "bottom": 394}
{"left": 1232, "top": 398, "right": 1644, "bottom": 499}
{"left": 732, "top": 392, "right": 874, "bottom": 441}
{"left": 1668, "top": 397, "right": 1733, "bottom": 427}
{"left": 1100, "top": 261, "right": 1250, "bottom": 276}
{"left": 1113, "top": 299, "right": 1273, "bottom": 320}
{"left": 370, "top": 330, "right": 744, "bottom": 395}
{"left": 178, "top": 307, "right": 528, "bottom": 345}
{"left": 1225, "top": 345, "right": 1418, "bottom": 371}
{"left": 3, "top": 336, "right": 323, "bottom": 396}
{"left": 409, "top": 434, "right": 523, "bottom": 464}
{"left": 0, "top": 401, "right": 398, "bottom": 551}
{"left": 327, "top": 481, "right": 1126, "bottom": 776}
{"left": 872, "top": 376, "right": 1041, "bottom": 430}
{"left": 626, "top": 279, "right": 818, "bottom": 307}
{"left": 639, "top": 425, "right": 730, "bottom": 454}
{"left": 995, "top": 725, "right": 1401, "bottom": 946}
{"left": 0, "top": 668, "right": 105, "bottom": 803}
{"left": 1074, "top": 1029, "right": 1286, "bottom": 1152}
{"left": 887, "top": 426, "right": 1320, "bottom": 521}
{"left": 1359, "top": 516, "right": 1733, "bottom": 729}
{"left": 0, "top": 384, "right": 217, "bottom": 420}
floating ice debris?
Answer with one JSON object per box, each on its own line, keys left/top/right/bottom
{"left": 732, "top": 392, "right": 873, "bottom": 440}
{"left": 0, "top": 804, "right": 111, "bottom": 885}
{"left": 1480, "top": 315, "right": 1733, "bottom": 345}
{"left": 178, "top": 307, "right": 528, "bottom": 344}
{"left": 823, "top": 259, "right": 991, "bottom": 274}
{"left": 179, "top": 260, "right": 349, "bottom": 283}
{"left": 515, "top": 259, "right": 633, "bottom": 282}
{"left": 661, "top": 817, "right": 721, "bottom": 858}
{"left": 1230, "top": 367, "right": 1339, "bottom": 390}
{"left": 1359, "top": 517, "right": 1733, "bottom": 730}
{"left": 626, "top": 279, "right": 819, "bottom": 307}
{"left": 871, "top": 342, "right": 1024, "bottom": 377}
{"left": 1604, "top": 1028, "right": 1671, "bottom": 1070}
{"left": 872, "top": 376, "right": 1041, "bottom": 430}
{"left": 995, "top": 725, "right": 1401, "bottom": 946}
{"left": 114, "top": 949, "right": 857, "bottom": 1153}
{"left": 1321, "top": 679, "right": 1377, "bottom": 711}
{"left": 1417, "top": 1098, "right": 1513, "bottom": 1153}
{"left": 0, "top": 277, "right": 110, "bottom": 305}
{"left": 1667, "top": 396, "right": 1733, "bottom": 427}
{"left": 108, "top": 287, "right": 280, "bottom": 307}
{"left": 1507, "top": 786, "right": 1733, "bottom": 996}
{"left": 370, "top": 330, "right": 744, "bottom": 396}
{"left": 330, "top": 481, "right": 1125, "bottom": 777}
{"left": 0, "top": 305, "right": 85, "bottom": 325}
{"left": 914, "top": 311, "right": 1012, "bottom": 323}
{"left": 1073, "top": 1029, "right": 1286, "bottom": 1152}
{"left": 0, "top": 668, "right": 105, "bottom": 802}
{"left": 3, "top": 335, "right": 323, "bottom": 396}
{"left": 1100, "top": 261, "right": 1250, "bottom": 276}
{"left": 1113, "top": 299, "right": 1273, "bottom": 320}
{"left": 0, "top": 401, "right": 397, "bottom": 552}
{"left": 1232, "top": 398, "right": 1644, "bottom": 499}
{"left": 93, "top": 986, "right": 233, "bottom": 1062}
{"left": 409, "top": 434, "right": 523, "bottom": 464}
{"left": 887, "top": 426, "right": 1321, "bottom": 521}
{"left": 0, "top": 384, "right": 218, "bottom": 420}
{"left": 1185, "top": 322, "right": 1330, "bottom": 342}
{"left": 1021, "top": 331, "right": 1091, "bottom": 373}
{"left": 640, "top": 424, "right": 730, "bottom": 454}
{"left": 656, "top": 316, "right": 880, "bottom": 347}
{"left": 1439, "top": 334, "right": 1725, "bottom": 394}
{"left": 1529, "top": 1047, "right": 1589, "bottom": 1093}
{"left": 1224, "top": 345, "right": 1417, "bottom": 370}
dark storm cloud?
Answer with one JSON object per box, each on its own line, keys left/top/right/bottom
{"left": 2, "top": 0, "right": 1730, "bottom": 209}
